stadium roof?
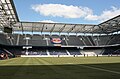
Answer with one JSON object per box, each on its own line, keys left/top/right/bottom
{"left": 0, "top": 0, "right": 120, "bottom": 34}
{"left": 0, "top": 0, "right": 19, "bottom": 28}
{"left": 98, "top": 15, "right": 120, "bottom": 34}
{"left": 13, "top": 22, "right": 98, "bottom": 34}
{"left": 13, "top": 15, "right": 120, "bottom": 34}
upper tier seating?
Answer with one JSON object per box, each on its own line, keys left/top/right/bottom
{"left": 0, "top": 33, "right": 120, "bottom": 46}
{"left": 68, "top": 35, "right": 84, "bottom": 46}
{"left": 29, "top": 34, "right": 46, "bottom": 46}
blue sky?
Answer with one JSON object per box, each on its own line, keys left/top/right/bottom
{"left": 14, "top": 0, "right": 120, "bottom": 24}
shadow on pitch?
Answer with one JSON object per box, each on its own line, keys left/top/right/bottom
{"left": 0, "top": 63, "right": 120, "bottom": 79}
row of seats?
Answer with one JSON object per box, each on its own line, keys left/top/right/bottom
{"left": 0, "top": 33, "right": 120, "bottom": 46}
{"left": 1, "top": 46, "right": 120, "bottom": 56}
{"left": 103, "top": 47, "right": 120, "bottom": 55}
{"left": 5, "top": 47, "right": 81, "bottom": 55}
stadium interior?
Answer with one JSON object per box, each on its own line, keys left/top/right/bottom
{"left": 0, "top": 0, "right": 120, "bottom": 59}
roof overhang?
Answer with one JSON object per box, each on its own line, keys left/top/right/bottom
{"left": 0, "top": 0, "right": 19, "bottom": 29}
{"left": 13, "top": 22, "right": 100, "bottom": 34}
{"left": 98, "top": 15, "right": 120, "bottom": 34}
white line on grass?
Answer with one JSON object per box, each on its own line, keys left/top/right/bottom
{"left": 79, "top": 65, "right": 120, "bottom": 75}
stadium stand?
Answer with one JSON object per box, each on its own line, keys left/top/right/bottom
{"left": 107, "top": 34, "right": 120, "bottom": 45}
{"left": 48, "top": 48, "right": 68, "bottom": 55}
{"left": 1, "top": 33, "right": 120, "bottom": 46}
{"left": 28, "top": 47, "right": 47, "bottom": 55}
{"left": 103, "top": 46, "right": 120, "bottom": 55}
{"left": 29, "top": 34, "right": 46, "bottom": 46}
{"left": 0, "top": 33, "right": 120, "bottom": 57}
{"left": 67, "top": 48, "right": 81, "bottom": 55}
{"left": 59, "top": 35, "right": 67, "bottom": 45}
{"left": 0, "top": 0, "right": 120, "bottom": 58}
{"left": 67, "top": 35, "right": 83, "bottom": 46}
{"left": 0, "top": 33, "right": 11, "bottom": 45}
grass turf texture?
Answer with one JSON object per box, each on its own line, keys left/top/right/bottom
{"left": 0, "top": 57, "right": 120, "bottom": 79}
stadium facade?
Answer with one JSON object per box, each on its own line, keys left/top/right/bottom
{"left": 0, "top": 0, "right": 120, "bottom": 59}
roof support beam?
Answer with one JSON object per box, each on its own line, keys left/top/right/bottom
{"left": 5, "top": 0, "right": 15, "bottom": 24}
{"left": 41, "top": 24, "right": 45, "bottom": 34}
{"left": 21, "top": 22, "right": 24, "bottom": 34}
{"left": 75, "top": 25, "right": 86, "bottom": 34}
{"left": 67, "top": 24, "right": 76, "bottom": 34}
{"left": 59, "top": 24, "right": 66, "bottom": 33}
{"left": 50, "top": 24, "right": 56, "bottom": 33}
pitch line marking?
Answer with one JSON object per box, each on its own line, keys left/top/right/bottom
{"left": 79, "top": 65, "right": 120, "bottom": 75}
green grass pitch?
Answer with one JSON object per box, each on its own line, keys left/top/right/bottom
{"left": 0, "top": 57, "right": 120, "bottom": 79}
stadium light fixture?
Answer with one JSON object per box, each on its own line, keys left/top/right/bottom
{"left": 46, "top": 27, "right": 47, "bottom": 29}
{"left": 80, "top": 38, "right": 83, "bottom": 40}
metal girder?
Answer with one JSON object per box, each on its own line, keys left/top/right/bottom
{"left": 0, "top": 0, "right": 19, "bottom": 32}
{"left": 41, "top": 24, "right": 45, "bottom": 33}
{"left": 59, "top": 24, "right": 66, "bottom": 33}
{"left": 67, "top": 24, "right": 76, "bottom": 33}
{"left": 50, "top": 24, "right": 56, "bottom": 33}
{"left": 98, "top": 15, "right": 120, "bottom": 33}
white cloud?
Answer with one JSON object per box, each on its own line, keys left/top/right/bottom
{"left": 32, "top": 4, "right": 93, "bottom": 18}
{"left": 85, "top": 6, "right": 120, "bottom": 22}
{"left": 32, "top": 4, "right": 120, "bottom": 22}
{"left": 40, "top": 20, "right": 57, "bottom": 23}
